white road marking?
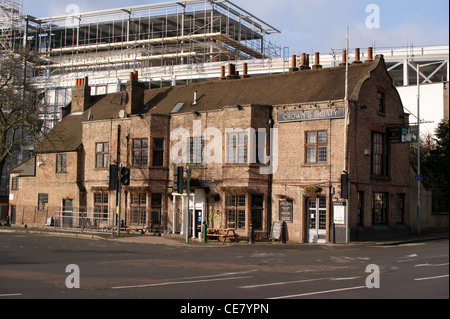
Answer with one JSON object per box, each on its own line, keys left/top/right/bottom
{"left": 268, "top": 286, "right": 367, "bottom": 299}
{"left": 414, "top": 274, "right": 449, "bottom": 281}
{"left": 240, "top": 276, "right": 361, "bottom": 289}
{"left": 111, "top": 276, "right": 252, "bottom": 290}
{"left": 414, "top": 263, "right": 449, "bottom": 267}
{"left": 0, "top": 293, "right": 22, "bottom": 297}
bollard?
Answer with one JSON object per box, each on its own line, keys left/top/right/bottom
{"left": 280, "top": 222, "right": 286, "bottom": 244}
{"left": 249, "top": 223, "right": 254, "bottom": 244}
{"left": 202, "top": 222, "right": 207, "bottom": 243}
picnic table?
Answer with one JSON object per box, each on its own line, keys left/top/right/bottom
{"left": 207, "top": 228, "right": 239, "bottom": 244}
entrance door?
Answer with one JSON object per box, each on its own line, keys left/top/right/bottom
{"left": 10, "top": 205, "right": 16, "bottom": 224}
{"left": 307, "top": 197, "right": 327, "bottom": 243}
{"left": 62, "top": 198, "right": 73, "bottom": 227}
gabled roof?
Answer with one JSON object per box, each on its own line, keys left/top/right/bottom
{"left": 35, "top": 55, "right": 384, "bottom": 154}
{"left": 146, "top": 56, "right": 383, "bottom": 115}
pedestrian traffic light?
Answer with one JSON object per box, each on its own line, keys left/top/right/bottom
{"left": 340, "top": 173, "right": 349, "bottom": 199}
{"left": 174, "top": 166, "right": 184, "bottom": 194}
{"left": 109, "top": 164, "right": 118, "bottom": 190}
{"left": 121, "top": 167, "right": 130, "bottom": 186}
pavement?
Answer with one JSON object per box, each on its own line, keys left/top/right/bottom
{"left": 0, "top": 224, "right": 448, "bottom": 247}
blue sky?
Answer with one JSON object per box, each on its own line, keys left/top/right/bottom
{"left": 23, "top": 0, "right": 449, "bottom": 53}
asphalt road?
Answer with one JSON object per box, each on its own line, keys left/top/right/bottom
{"left": 0, "top": 232, "right": 448, "bottom": 307}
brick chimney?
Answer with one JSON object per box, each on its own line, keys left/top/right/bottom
{"left": 241, "top": 63, "right": 250, "bottom": 78}
{"left": 312, "top": 52, "right": 322, "bottom": 69}
{"left": 300, "top": 53, "right": 310, "bottom": 70}
{"left": 220, "top": 65, "right": 226, "bottom": 80}
{"left": 289, "top": 55, "right": 299, "bottom": 72}
{"left": 353, "top": 48, "right": 363, "bottom": 64}
{"left": 71, "top": 77, "right": 91, "bottom": 114}
{"left": 126, "top": 71, "right": 145, "bottom": 115}
{"left": 340, "top": 49, "right": 348, "bottom": 66}
{"left": 365, "top": 47, "right": 374, "bottom": 63}
{"left": 226, "top": 64, "right": 239, "bottom": 80}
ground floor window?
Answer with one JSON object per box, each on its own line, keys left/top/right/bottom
{"left": 94, "top": 193, "right": 108, "bottom": 220}
{"left": 130, "top": 193, "right": 147, "bottom": 225}
{"left": 373, "top": 192, "right": 388, "bottom": 225}
{"left": 151, "top": 194, "right": 162, "bottom": 226}
{"left": 38, "top": 193, "right": 48, "bottom": 211}
{"left": 226, "top": 195, "right": 246, "bottom": 229}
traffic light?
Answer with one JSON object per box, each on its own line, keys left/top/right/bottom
{"left": 340, "top": 173, "right": 349, "bottom": 199}
{"left": 120, "top": 167, "right": 130, "bottom": 186}
{"left": 174, "top": 166, "right": 184, "bottom": 194}
{"left": 109, "top": 164, "right": 118, "bottom": 191}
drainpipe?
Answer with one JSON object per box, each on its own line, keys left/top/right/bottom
{"left": 267, "top": 111, "right": 274, "bottom": 240}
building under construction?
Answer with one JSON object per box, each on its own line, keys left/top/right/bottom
{"left": 2, "top": 0, "right": 282, "bottom": 129}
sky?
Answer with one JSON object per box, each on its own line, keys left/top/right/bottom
{"left": 22, "top": 0, "right": 449, "bottom": 54}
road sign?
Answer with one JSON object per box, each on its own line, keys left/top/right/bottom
{"left": 415, "top": 175, "right": 423, "bottom": 181}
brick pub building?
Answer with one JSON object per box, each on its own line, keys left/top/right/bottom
{"left": 9, "top": 50, "right": 411, "bottom": 243}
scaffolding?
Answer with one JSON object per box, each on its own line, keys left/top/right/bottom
{"left": 0, "top": 0, "right": 23, "bottom": 51}
{"left": 29, "top": 1, "right": 281, "bottom": 77}
{"left": 1, "top": 0, "right": 282, "bottom": 130}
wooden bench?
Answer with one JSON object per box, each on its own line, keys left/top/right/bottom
{"left": 207, "top": 228, "right": 239, "bottom": 244}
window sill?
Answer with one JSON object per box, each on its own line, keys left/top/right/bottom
{"left": 302, "top": 162, "right": 330, "bottom": 167}
{"left": 370, "top": 175, "right": 391, "bottom": 181}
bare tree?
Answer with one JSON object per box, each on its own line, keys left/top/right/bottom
{"left": 0, "top": 49, "right": 42, "bottom": 184}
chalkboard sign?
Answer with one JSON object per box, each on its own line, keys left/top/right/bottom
{"left": 279, "top": 200, "right": 293, "bottom": 222}
{"left": 270, "top": 221, "right": 284, "bottom": 241}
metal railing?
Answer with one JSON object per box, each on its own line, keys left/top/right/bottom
{"left": 53, "top": 211, "right": 114, "bottom": 234}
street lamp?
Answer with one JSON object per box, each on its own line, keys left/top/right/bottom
{"left": 415, "top": 61, "right": 442, "bottom": 236}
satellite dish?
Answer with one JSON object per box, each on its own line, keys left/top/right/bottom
{"left": 118, "top": 110, "right": 125, "bottom": 118}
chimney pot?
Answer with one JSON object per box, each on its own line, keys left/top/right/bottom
{"left": 340, "top": 49, "right": 348, "bottom": 66}
{"left": 353, "top": 48, "right": 363, "bottom": 64}
{"left": 241, "top": 63, "right": 250, "bottom": 78}
{"left": 365, "top": 47, "right": 374, "bottom": 62}
{"left": 312, "top": 52, "right": 322, "bottom": 69}
{"left": 300, "top": 53, "right": 310, "bottom": 70}
{"left": 227, "top": 64, "right": 238, "bottom": 79}
{"left": 289, "top": 55, "right": 299, "bottom": 72}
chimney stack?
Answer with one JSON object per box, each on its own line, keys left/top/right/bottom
{"left": 289, "top": 55, "right": 299, "bottom": 72}
{"left": 312, "top": 52, "right": 322, "bottom": 69}
{"left": 365, "top": 47, "right": 374, "bottom": 63}
{"left": 340, "top": 49, "right": 348, "bottom": 66}
{"left": 126, "top": 71, "right": 145, "bottom": 115}
{"left": 300, "top": 53, "right": 310, "bottom": 70}
{"left": 227, "top": 64, "right": 239, "bottom": 80}
{"left": 220, "top": 65, "right": 226, "bottom": 80}
{"left": 353, "top": 48, "right": 362, "bottom": 64}
{"left": 71, "top": 77, "right": 91, "bottom": 114}
{"left": 241, "top": 63, "right": 250, "bottom": 78}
